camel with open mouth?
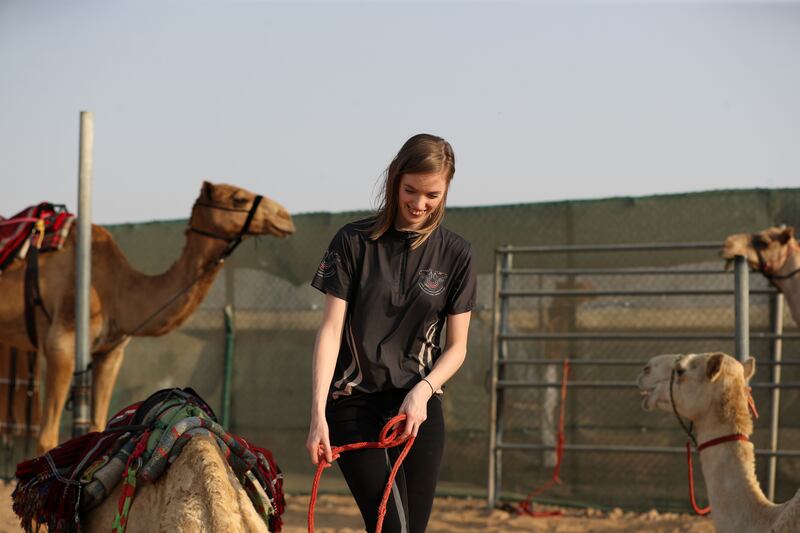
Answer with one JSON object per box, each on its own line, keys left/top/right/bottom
{"left": 637, "top": 352, "right": 800, "bottom": 533}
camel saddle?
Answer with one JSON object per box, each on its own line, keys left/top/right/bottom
{"left": 0, "top": 203, "right": 74, "bottom": 273}
{"left": 12, "top": 387, "right": 285, "bottom": 533}
{"left": 0, "top": 203, "right": 75, "bottom": 348}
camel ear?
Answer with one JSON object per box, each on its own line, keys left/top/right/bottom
{"left": 779, "top": 226, "right": 795, "bottom": 244}
{"left": 742, "top": 356, "right": 756, "bottom": 382}
{"left": 201, "top": 181, "right": 215, "bottom": 200}
{"left": 706, "top": 353, "right": 725, "bottom": 382}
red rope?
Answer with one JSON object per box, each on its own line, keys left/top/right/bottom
{"left": 515, "top": 360, "right": 570, "bottom": 518}
{"left": 685, "top": 442, "right": 711, "bottom": 516}
{"left": 308, "top": 414, "right": 415, "bottom": 533}
{"left": 684, "top": 390, "right": 758, "bottom": 517}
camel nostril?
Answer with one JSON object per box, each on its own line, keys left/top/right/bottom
{"left": 643, "top": 366, "right": 651, "bottom": 375}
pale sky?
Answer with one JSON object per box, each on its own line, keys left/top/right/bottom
{"left": 1, "top": 0, "right": 798, "bottom": 224}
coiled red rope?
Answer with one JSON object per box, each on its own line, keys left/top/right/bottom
{"left": 308, "top": 414, "right": 415, "bottom": 533}
{"left": 515, "top": 359, "right": 570, "bottom": 517}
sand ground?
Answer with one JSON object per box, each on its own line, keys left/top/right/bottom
{"left": 1, "top": 481, "right": 715, "bottom": 533}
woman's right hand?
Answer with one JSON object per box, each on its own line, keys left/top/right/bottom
{"left": 306, "top": 415, "right": 333, "bottom": 465}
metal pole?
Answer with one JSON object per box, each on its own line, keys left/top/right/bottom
{"left": 767, "top": 293, "right": 784, "bottom": 501}
{"left": 487, "top": 252, "right": 502, "bottom": 508}
{"left": 221, "top": 305, "right": 235, "bottom": 428}
{"left": 73, "top": 111, "right": 93, "bottom": 437}
{"left": 496, "top": 252, "right": 512, "bottom": 503}
{"left": 734, "top": 255, "right": 749, "bottom": 362}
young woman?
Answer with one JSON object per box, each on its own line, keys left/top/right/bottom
{"left": 306, "top": 133, "right": 476, "bottom": 533}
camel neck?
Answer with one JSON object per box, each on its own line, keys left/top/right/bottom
{"left": 771, "top": 248, "right": 800, "bottom": 325}
{"left": 695, "top": 427, "right": 777, "bottom": 532}
{"left": 119, "top": 231, "right": 229, "bottom": 337}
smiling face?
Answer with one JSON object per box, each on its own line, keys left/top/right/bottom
{"left": 394, "top": 171, "right": 448, "bottom": 231}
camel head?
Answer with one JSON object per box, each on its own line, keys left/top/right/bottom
{"left": 721, "top": 226, "right": 797, "bottom": 276}
{"left": 641, "top": 352, "right": 756, "bottom": 434}
{"left": 189, "top": 181, "right": 296, "bottom": 239}
{"left": 636, "top": 353, "right": 683, "bottom": 408}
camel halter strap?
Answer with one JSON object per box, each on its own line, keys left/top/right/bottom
{"left": 669, "top": 367, "right": 698, "bottom": 448}
{"left": 190, "top": 195, "right": 264, "bottom": 260}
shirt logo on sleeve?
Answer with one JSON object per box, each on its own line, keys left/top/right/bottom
{"left": 317, "top": 250, "right": 340, "bottom": 278}
{"left": 418, "top": 270, "right": 448, "bottom": 295}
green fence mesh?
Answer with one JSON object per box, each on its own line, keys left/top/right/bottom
{"left": 4, "top": 187, "right": 799, "bottom": 511}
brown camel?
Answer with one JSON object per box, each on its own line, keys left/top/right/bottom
{"left": 722, "top": 225, "right": 800, "bottom": 325}
{"left": 0, "top": 181, "right": 295, "bottom": 452}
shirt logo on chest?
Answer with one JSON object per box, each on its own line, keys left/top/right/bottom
{"left": 418, "top": 270, "right": 448, "bottom": 296}
{"left": 316, "top": 250, "right": 340, "bottom": 278}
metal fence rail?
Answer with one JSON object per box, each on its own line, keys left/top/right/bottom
{"left": 487, "top": 242, "right": 797, "bottom": 507}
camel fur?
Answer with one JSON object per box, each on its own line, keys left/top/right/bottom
{"left": 83, "top": 436, "right": 269, "bottom": 532}
{"left": 0, "top": 182, "right": 295, "bottom": 452}
{"left": 722, "top": 226, "right": 800, "bottom": 325}
{"left": 637, "top": 352, "right": 800, "bottom": 533}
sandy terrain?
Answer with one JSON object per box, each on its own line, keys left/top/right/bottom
{"left": 1, "top": 481, "right": 714, "bottom": 533}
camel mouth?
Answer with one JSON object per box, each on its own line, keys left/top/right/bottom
{"left": 639, "top": 388, "right": 653, "bottom": 410}
{"left": 263, "top": 217, "right": 296, "bottom": 238}
{"left": 270, "top": 224, "right": 295, "bottom": 238}
{"left": 724, "top": 258, "right": 733, "bottom": 271}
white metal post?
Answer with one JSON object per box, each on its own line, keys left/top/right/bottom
{"left": 73, "top": 111, "right": 93, "bottom": 437}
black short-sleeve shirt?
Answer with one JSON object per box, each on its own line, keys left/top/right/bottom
{"left": 311, "top": 218, "right": 477, "bottom": 401}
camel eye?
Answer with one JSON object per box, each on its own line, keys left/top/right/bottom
{"left": 233, "top": 197, "right": 248, "bottom": 207}
{"left": 752, "top": 235, "right": 770, "bottom": 248}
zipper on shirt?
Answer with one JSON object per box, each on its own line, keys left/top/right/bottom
{"left": 400, "top": 237, "right": 410, "bottom": 294}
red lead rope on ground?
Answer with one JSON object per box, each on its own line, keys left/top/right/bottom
{"left": 515, "top": 360, "right": 570, "bottom": 518}
{"left": 308, "top": 414, "right": 415, "bottom": 533}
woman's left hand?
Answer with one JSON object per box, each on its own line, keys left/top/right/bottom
{"left": 398, "top": 382, "right": 433, "bottom": 438}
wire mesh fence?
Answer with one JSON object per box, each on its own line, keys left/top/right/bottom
{"left": 490, "top": 244, "right": 800, "bottom": 510}
{"left": 1, "top": 188, "right": 799, "bottom": 512}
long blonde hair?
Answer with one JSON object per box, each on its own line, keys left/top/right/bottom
{"left": 369, "top": 134, "right": 455, "bottom": 249}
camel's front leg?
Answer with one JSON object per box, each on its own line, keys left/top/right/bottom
{"left": 90, "top": 338, "right": 130, "bottom": 432}
{"left": 39, "top": 330, "right": 76, "bottom": 453}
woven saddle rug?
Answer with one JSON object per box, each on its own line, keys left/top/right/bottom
{"left": 0, "top": 203, "right": 74, "bottom": 274}
{"left": 12, "top": 387, "right": 285, "bottom": 533}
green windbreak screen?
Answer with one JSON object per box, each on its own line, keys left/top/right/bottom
{"left": 43, "top": 187, "right": 800, "bottom": 509}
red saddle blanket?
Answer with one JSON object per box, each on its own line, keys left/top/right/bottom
{"left": 0, "top": 203, "right": 75, "bottom": 273}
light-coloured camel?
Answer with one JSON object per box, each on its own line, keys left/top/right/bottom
{"left": 637, "top": 352, "right": 800, "bottom": 533}
{"left": 722, "top": 225, "right": 800, "bottom": 325}
{"left": 83, "top": 436, "right": 270, "bottom": 532}
{"left": 0, "top": 182, "right": 295, "bottom": 452}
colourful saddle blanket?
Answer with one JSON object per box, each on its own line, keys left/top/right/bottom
{"left": 0, "top": 203, "right": 74, "bottom": 273}
{"left": 12, "top": 387, "right": 285, "bottom": 533}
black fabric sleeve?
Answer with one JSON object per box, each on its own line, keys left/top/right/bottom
{"left": 445, "top": 244, "right": 477, "bottom": 315}
{"left": 310, "top": 227, "right": 356, "bottom": 301}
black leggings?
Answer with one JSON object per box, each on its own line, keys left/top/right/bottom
{"left": 326, "top": 389, "right": 445, "bottom": 533}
